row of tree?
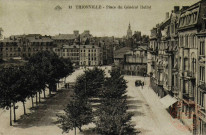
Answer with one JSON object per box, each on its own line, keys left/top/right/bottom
{"left": 57, "top": 68, "right": 137, "bottom": 135}
{"left": 0, "top": 51, "right": 74, "bottom": 126}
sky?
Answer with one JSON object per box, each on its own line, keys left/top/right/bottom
{"left": 0, "top": 0, "right": 200, "bottom": 38}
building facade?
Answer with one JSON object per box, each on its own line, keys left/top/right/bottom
{"left": 53, "top": 44, "right": 103, "bottom": 66}
{"left": 148, "top": 1, "right": 206, "bottom": 134}
{"left": 122, "top": 46, "right": 147, "bottom": 76}
{"left": 0, "top": 34, "right": 54, "bottom": 60}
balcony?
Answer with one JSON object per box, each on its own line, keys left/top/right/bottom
{"left": 199, "top": 83, "right": 206, "bottom": 91}
{"left": 158, "top": 64, "right": 163, "bottom": 70}
{"left": 151, "top": 61, "right": 155, "bottom": 67}
{"left": 172, "top": 86, "right": 179, "bottom": 94}
{"left": 148, "top": 47, "right": 153, "bottom": 52}
{"left": 172, "top": 67, "right": 178, "bottom": 72}
{"left": 183, "top": 93, "right": 189, "bottom": 100}
{"left": 199, "top": 55, "right": 205, "bottom": 63}
{"left": 187, "top": 71, "right": 196, "bottom": 80}
{"left": 197, "top": 105, "right": 206, "bottom": 122}
{"left": 148, "top": 48, "right": 158, "bottom": 55}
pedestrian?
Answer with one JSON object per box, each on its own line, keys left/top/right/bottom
{"left": 141, "top": 81, "right": 143, "bottom": 89}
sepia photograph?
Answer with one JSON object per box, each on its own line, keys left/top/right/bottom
{"left": 0, "top": 0, "right": 205, "bottom": 134}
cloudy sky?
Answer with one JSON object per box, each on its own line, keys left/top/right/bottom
{"left": 0, "top": 0, "right": 200, "bottom": 37}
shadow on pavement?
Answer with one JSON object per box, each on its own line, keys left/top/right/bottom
{"left": 14, "top": 89, "right": 72, "bottom": 128}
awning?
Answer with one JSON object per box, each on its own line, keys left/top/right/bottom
{"left": 160, "top": 95, "right": 177, "bottom": 109}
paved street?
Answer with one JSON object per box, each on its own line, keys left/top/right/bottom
{"left": 124, "top": 75, "right": 192, "bottom": 135}
{"left": 0, "top": 67, "right": 192, "bottom": 135}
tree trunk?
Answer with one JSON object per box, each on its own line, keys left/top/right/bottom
{"left": 74, "top": 127, "right": 76, "bottom": 135}
{"left": 78, "top": 127, "right": 82, "bottom": 132}
{"left": 49, "top": 85, "right": 52, "bottom": 96}
{"left": 23, "top": 101, "right": 26, "bottom": 115}
{"left": 10, "top": 104, "right": 12, "bottom": 126}
{"left": 31, "top": 97, "right": 34, "bottom": 108}
{"left": 36, "top": 93, "right": 38, "bottom": 105}
{"left": 43, "top": 89, "right": 46, "bottom": 98}
{"left": 13, "top": 102, "right": 16, "bottom": 122}
{"left": 39, "top": 92, "right": 41, "bottom": 103}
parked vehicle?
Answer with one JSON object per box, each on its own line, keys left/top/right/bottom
{"left": 135, "top": 80, "right": 142, "bottom": 87}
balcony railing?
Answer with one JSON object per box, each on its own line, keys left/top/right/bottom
{"left": 187, "top": 71, "right": 196, "bottom": 80}
{"left": 158, "top": 65, "right": 163, "bottom": 69}
{"left": 197, "top": 105, "right": 206, "bottom": 122}
{"left": 199, "top": 83, "right": 206, "bottom": 91}
{"left": 183, "top": 93, "right": 189, "bottom": 100}
{"left": 182, "top": 71, "right": 195, "bottom": 80}
{"left": 172, "top": 86, "right": 179, "bottom": 93}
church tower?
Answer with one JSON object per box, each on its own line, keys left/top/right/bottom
{"left": 127, "top": 23, "right": 132, "bottom": 39}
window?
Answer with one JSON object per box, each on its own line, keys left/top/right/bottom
{"left": 185, "top": 35, "right": 188, "bottom": 47}
{"left": 184, "top": 58, "right": 189, "bottom": 71}
{"left": 200, "top": 66, "right": 205, "bottom": 82}
{"left": 192, "top": 58, "right": 196, "bottom": 74}
{"left": 200, "top": 41, "right": 205, "bottom": 55}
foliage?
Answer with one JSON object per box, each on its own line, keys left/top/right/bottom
{"left": 57, "top": 98, "right": 93, "bottom": 133}
{"left": 28, "top": 51, "right": 74, "bottom": 93}
{"left": 96, "top": 68, "right": 136, "bottom": 135}
{"left": 0, "top": 51, "right": 74, "bottom": 125}
{"left": 0, "top": 67, "right": 21, "bottom": 108}
{"left": 101, "top": 68, "right": 127, "bottom": 99}
{"left": 96, "top": 98, "right": 135, "bottom": 135}
{"left": 74, "top": 67, "right": 105, "bottom": 98}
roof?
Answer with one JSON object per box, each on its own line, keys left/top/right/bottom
{"left": 62, "top": 44, "right": 100, "bottom": 49}
{"left": 52, "top": 34, "right": 76, "bottom": 40}
{"left": 1, "top": 38, "right": 19, "bottom": 43}
{"left": 114, "top": 47, "right": 131, "bottom": 59}
{"left": 1, "top": 34, "right": 53, "bottom": 43}
{"left": 26, "top": 36, "right": 53, "bottom": 42}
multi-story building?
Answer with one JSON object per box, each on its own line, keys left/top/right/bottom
{"left": 53, "top": 44, "right": 102, "bottom": 66}
{"left": 196, "top": 30, "right": 206, "bottom": 135}
{"left": 52, "top": 31, "right": 79, "bottom": 46}
{"left": 148, "top": 1, "right": 206, "bottom": 134}
{"left": 0, "top": 34, "right": 54, "bottom": 60}
{"left": 195, "top": 3, "right": 206, "bottom": 134}
{"left": 122, "top": 46, "right": 147, "bottom": 76}
{"left": 97, "top": 36, "right": 115, "bottom": 65}
{"left": 114, "top": 47, "right": 131, "bottom": 69}
{"left": 79, "top": 45, "right": 102, "bottom": 66}
{"left": 177, "top": 3, "right": 201, "bottom": 131}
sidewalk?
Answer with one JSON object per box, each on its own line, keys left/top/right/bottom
{"left": 124, "top": 76, "right": 192, "bottom": 135}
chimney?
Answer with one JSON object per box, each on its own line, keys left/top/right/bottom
{"left": 166, "top": 12, "right": 170, "bottom": 19}
{"left": 174, "top": 6, "right": 180, "bottom": 13}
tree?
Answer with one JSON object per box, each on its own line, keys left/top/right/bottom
{"left": 57, "top": 98, "right": 93, "bottom": 135}
{"left": 28, "top": 51, "right": 74, "bottom": 96}
{"left": 95, "top": 68, "right": 136, "bottom": 135}
{"left": 74, "top": 67, "right": 105, "bottom": 98}
{"left": 0, "top": 67, "right": 22, "bottom": 125}
{"left": 96, "top": 98, "right": 135, "bottom": 135}
{"left": 101, "top": 68, "right": 127, "bottom": 99}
